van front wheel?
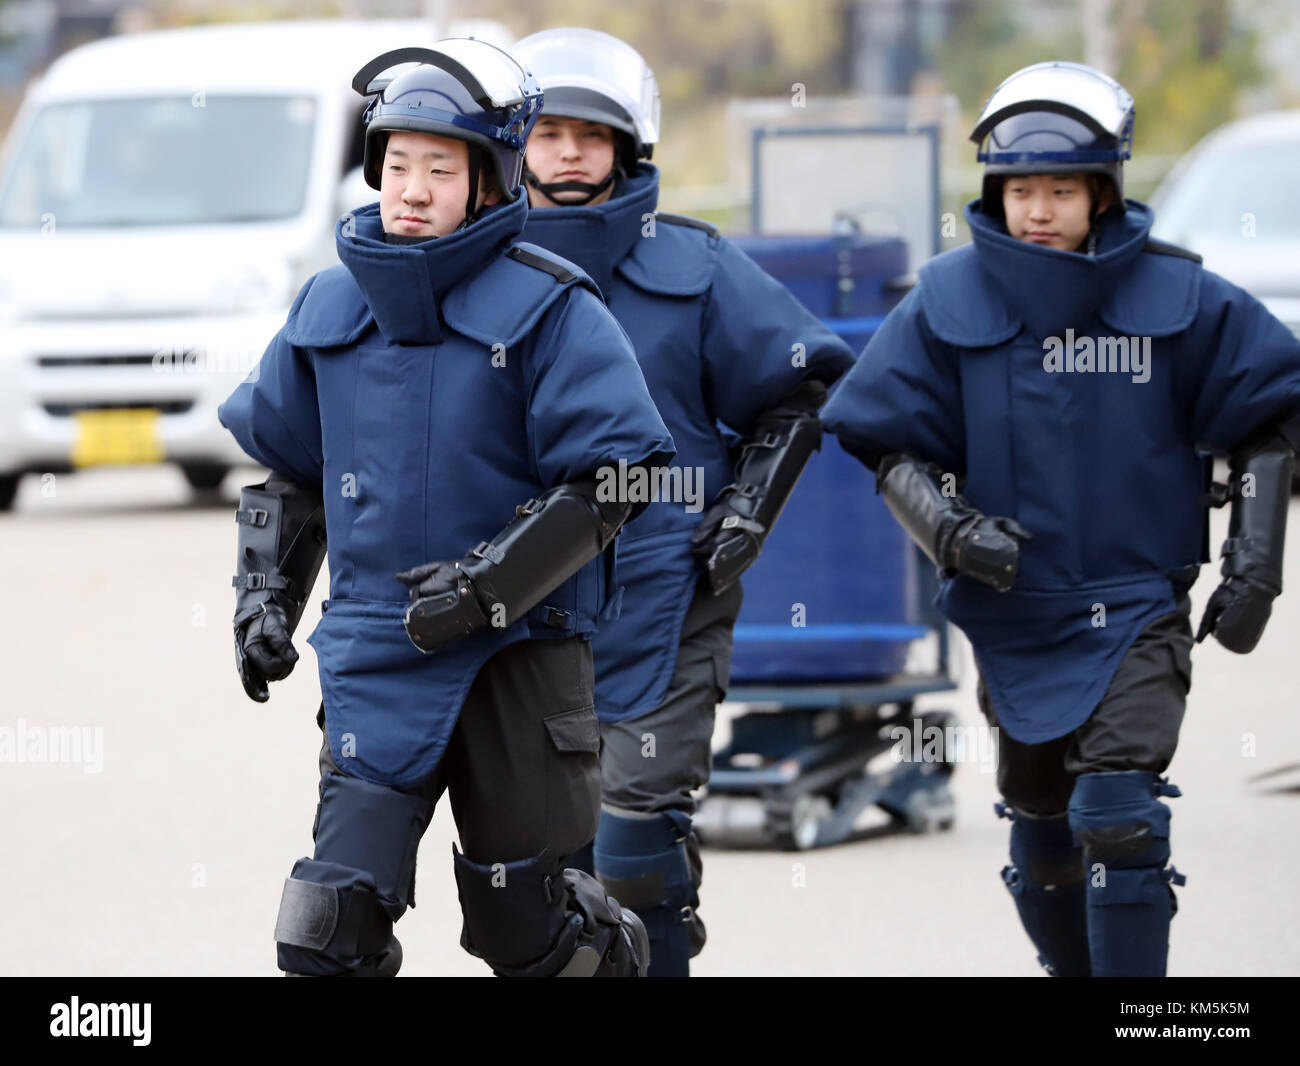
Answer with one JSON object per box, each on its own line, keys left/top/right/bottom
{"left": 0, "top": 475, "right": 19, "bottom": 512}
{"left": 181, "top": 463, "right": 228, "bottom": 492}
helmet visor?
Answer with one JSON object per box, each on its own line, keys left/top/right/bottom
{"left": 428, "top": 37, "right": 538, "bottom": 109}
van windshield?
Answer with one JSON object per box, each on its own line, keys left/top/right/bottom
{"left": 0, "top": 94, "right": 316, "bottom": 228}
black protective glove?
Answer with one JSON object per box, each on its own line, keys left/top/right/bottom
{"left": 230, "top": 472, "right": 326, "bottom": 702}
{"left": 877, "top": 454, "right": 1032, "bottom": 592}
{"left": 395, "top": 477, "right": 633, "bottom": 654}
{"left": 941, "top": 511, "right": 1034, "bottom": 592}
{"left": 689, "top": 497, "right": 762, "bottom": 587}
{"left": 233, "top": 602, "right": 300, "bottom": 703}
{"left": 1195, "top": 422, "right": 1294, "bottom": 654}
{"left": 394, "top": 559, "right": 492, "bottom": 645}
{"left": 1195, "top": 577, "right": 1275, "bottom": 653}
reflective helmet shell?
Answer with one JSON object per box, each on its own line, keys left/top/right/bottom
{"left": 970, "top": 61, "right": 1135, "bottom": 210}
{"left": 513, "top": 27, "right": 660, "bottom": 172}
{"left": 356, "top": 39, "right": 543, "bottom": 198}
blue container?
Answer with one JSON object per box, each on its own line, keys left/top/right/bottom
{"left": 727, "top": 232, "right": 919, "bottom": 685}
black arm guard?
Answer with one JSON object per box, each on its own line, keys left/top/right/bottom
{"left": 400, "top": 478, "right": 632, "bottom": 654}
{"left": 1196, "top": 425, "right": 1295, "bottom": 653}
{"left": 877, "top": 454, "right": 1030, "bottom": 592}
{"left": 232, "top": 473, "right": 327, "bottom": 700}
{"left": 691, "top": 379, "right": 827, "bottom": 595}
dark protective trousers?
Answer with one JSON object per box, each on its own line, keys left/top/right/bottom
{"left": 579, "top": 579, "right": 744, "bottom": 977}
{"left": 979, "top": 595, "right": 1193, "bottom": 977}
{"left": 279, "top": 636, "right": 603, "bottom": 975}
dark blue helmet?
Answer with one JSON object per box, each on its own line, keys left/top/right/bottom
{"left": 970, "top": 61, "right": 1135, "bottom": 215}
{"left": 352, "top": 39, "right": 543, "bottom": 210}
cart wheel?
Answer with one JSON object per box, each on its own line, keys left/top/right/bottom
{"left": 901, "top": 780, "right": 956, "bottom": 834}
{"left": 767, "top": 792, "right": 833, "bottom": 850}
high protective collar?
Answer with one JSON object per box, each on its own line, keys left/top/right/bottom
{"left": 335, "top": 195, "right": 526, "bottom": 344}
{"left": 518, "top": 163, "right": 659, "bottom": 293}
{"left": 965, "top": 197, "right": 1152, "bottom": 338}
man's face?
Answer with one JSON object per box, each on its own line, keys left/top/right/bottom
{"left": 379, "top": 130, "right": 500, "bottom": 238}
{"left": 1002, "top": 173, "right": 1108, "bottom": 252}
{"left": 525, "top": 115, "right": 617, "bottom": 207}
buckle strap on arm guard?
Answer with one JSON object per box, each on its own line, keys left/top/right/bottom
{"left": 696, "top": 379, "right": 827, "bottom": 595}
{"left": 232, "top": 472, "right": 328, "bottom": 635}
{"left": 402, "top": 476, "right": 634, "bottom": 654}
{"left": 877, "top": 454, "right": 967, "bottom": 568}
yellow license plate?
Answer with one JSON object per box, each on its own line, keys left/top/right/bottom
{"left": 71, "top": 408, "right": 164, "bottom": 468}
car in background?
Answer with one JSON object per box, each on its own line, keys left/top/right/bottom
{"left": 1150, "top": 111, "right": 1300, "bottom": 489}
{"left": 0, "top": 17, "right": 509, "bottom": 511}
{"left": 1151, "top": 109, "right": 1300, "bottom": 339}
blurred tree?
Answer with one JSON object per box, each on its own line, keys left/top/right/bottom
{"left": 935, "top": 0, "right": 1263, "bottom": 157}
{"left": 468, "top": 0, "right": 857, "bottom": 201}
{"left": 1116, "top": 0, "right": 1263, "bottom": 155}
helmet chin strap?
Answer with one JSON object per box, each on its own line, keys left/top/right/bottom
{"left": 523, "top": 162, "right": 619, "bottom": 206}
{"left": 454, "top": 146, "right": 484, "bottom": 233}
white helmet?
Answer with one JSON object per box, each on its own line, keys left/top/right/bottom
{"left": 353, "top": 38, "right": 543, "bottom": 211}
{"left": 514, "top": 27, "right": 660, "bottom": 202}
{"left": 970, "top": 61, "right": 1135, "bottom": 212}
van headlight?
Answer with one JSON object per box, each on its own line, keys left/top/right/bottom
{"left": 206, "top": 261, "right": 293, "bottom": 315}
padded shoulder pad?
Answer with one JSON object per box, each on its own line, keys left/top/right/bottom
{"left": 1099, "top": 244, "right": 1201, "bottom": 337}
{"left": 505, "top": 245, "right": 583, "bottom": 283}
{"left": 655, "top": 212, "right": 720, "bottom": 238}
{"left": 917, "top": 244, "right": 1021, "bottom": 348}
{"left": 440, "top": 242, "right": 600, "bottom": 348}
{"left": 283, "top": 266, "right": 374, "bottom": 349}
{"left": 616, "top": 212, "right": 717, "bottom": 296}
{"left": 1143, "top": 237, "right": 1203, "bottom": 264}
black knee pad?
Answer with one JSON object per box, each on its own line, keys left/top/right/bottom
{"left": 453, "top": 846, "right": 648, "bottom": 977}
{"left": 275, "top": 859, "right": 399, "bottom": 975}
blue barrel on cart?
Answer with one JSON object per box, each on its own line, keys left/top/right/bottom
{"left": 727, "top": 232, "right": 919, "bottom": 685}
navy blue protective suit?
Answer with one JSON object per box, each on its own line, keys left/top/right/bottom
{"left": 523, "top": 164, "right": 855, "bottom": 723}
{"left": 824, "top": 198, "right": 1300, "bottom": 745}
{"left": 219, "top": 193, "right": 673, "bottom": 790}
{"left": 823, "top": 196, "right": 1300, "bottom": 976}
{"left": 521, "top": 163, "right": 853, "bottom": 976}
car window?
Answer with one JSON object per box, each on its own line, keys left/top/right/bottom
{"left": 1156, "top": 137, "right": 1300, "bottom": 241}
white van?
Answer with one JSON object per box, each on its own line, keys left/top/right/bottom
{"left": 0, "top": 17, "right": 510, "bottom": 509}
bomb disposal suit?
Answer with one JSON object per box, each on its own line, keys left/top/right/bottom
{"left": 514, "top": 28, "right": 855, "bottom": 976}
{"left": 822, "top": 62, "right": 1300, "bottom": 977}
{"left": 217, "top": 40, "right": 674, "bottom": 977}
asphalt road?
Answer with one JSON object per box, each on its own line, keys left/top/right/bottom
{"left": 3, "top": 465, "right": 1297, "bottom": 976}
